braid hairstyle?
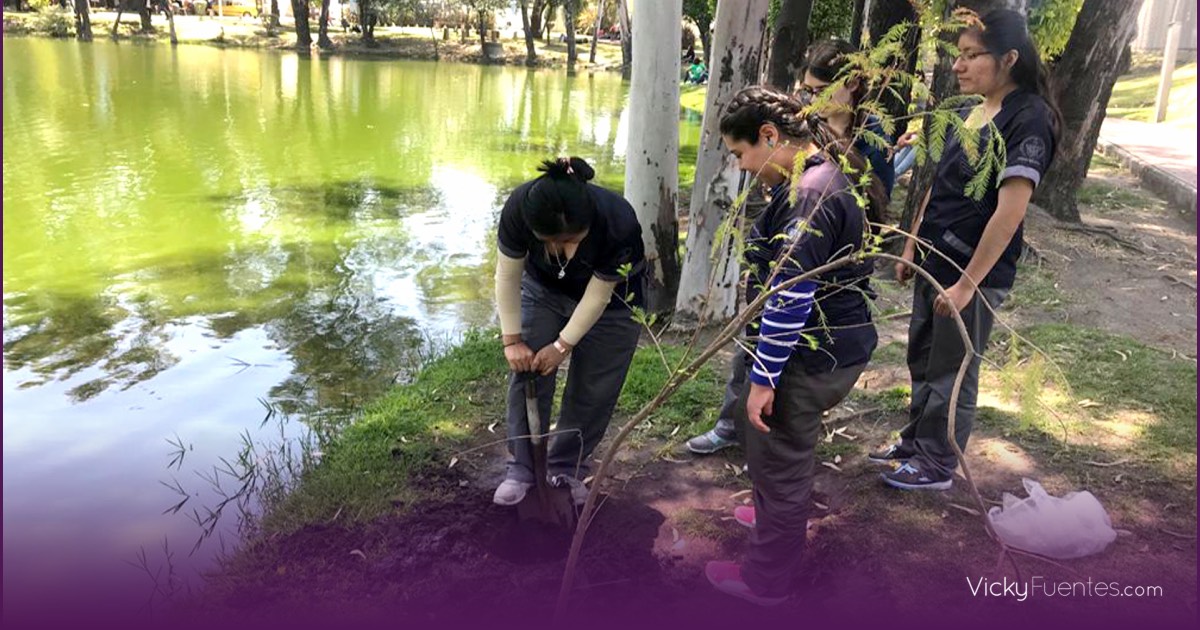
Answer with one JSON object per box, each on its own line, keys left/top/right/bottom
{"left": 720, "top": 86, "right": 887, "bottom": 226}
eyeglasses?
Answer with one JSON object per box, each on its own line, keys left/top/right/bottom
{"left": 957, "top": 49, "right": 992, "bottom": 62}
{"left": 797, "top": 82, "right": 830, "bottom": 97}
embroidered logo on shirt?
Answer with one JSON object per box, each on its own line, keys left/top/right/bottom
{"left": 1016, "top": 136, "right": 1046, "bottom": 164}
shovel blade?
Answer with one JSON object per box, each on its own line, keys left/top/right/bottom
{"left": 515, "top": 441, "right": 576, "bottom": 529}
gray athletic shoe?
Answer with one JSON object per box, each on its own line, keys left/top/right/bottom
{"left": 493, "top": 479, "right": 533, "bottom": 506}
{"left": 550, "top": 474, "right": 589, "bottom": 506}
{"left": 686, "top": 429, "right": 738, "bottom": 454}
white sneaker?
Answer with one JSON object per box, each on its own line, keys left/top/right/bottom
{"left": 550, "top": 475, "right": 589, "bottom": 506}
{"left": 493, "top": 479, "right": 533, "bottom": 506}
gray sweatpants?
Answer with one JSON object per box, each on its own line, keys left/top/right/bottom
{"left": 504, "top": 276, "right": 641, "bottom": 483}
{"left": 712, "top": 353, "right": 748, "bottom": 440}
{"left": 899, "top": 276, "right": 1008, "bottom": 477}
{"left": 739, "top": 358, "right": 866, "bottom": 598}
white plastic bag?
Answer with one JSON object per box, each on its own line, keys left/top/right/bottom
{"left": 987, "top": 478, "right": 1117, "bottom": 559}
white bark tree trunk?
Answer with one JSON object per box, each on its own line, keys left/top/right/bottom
{"left": 673, "top": 0, "right": 770, "bottom": 328}
{"left": 626, "top": 0, "right": 683, "bottom": 312}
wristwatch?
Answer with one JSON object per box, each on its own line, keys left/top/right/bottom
{"left": 553, "top": 339, "right": 570, "bottom": 355}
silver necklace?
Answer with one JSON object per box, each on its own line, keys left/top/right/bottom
{"left": 553, "top": 248, "right": 569, "bottom": 279}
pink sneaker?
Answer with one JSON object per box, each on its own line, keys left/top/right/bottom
{"left": 730, "top": 506, "right": 813, "bottom": 530}
{"left": 704, "top": 561, "right": 788, "bottom": 606}
{"left": 734, "top": 505, "right": 756, "bottom": 528}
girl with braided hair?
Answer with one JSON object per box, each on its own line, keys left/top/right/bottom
{"left": 704, "top": 87, "right": 881, "bottom": 605}
{"left": 493, "top": 157, "right": 645, "bottom": 507}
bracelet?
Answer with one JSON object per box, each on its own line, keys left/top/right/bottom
{"left": 503, "top": 339, "right": 521, "bottom": 347}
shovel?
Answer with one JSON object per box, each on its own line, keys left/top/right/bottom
{"left": 515, "top": 377, "right": 577, "bottom": 529}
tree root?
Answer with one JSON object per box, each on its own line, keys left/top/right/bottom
{"left": 1055, "top": 222, "right": 1146, "bottom": 253}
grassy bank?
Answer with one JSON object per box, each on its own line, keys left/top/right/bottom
{"left": 252, "top": 314, "right": 1195, "bottom": 537}
{"left": 254, "top": 330, "right": 726, "bottom": 537}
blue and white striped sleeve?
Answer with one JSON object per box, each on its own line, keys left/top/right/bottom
{"left": 748, "top": 276, "right": 817, "bottom": 388}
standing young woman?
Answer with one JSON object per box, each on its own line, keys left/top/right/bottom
{"left": 875, "top": 9, "right": 1060, "bottom": 489}
{"left": 704, "top": 87, "right": 882, "bottom": 605}
{"left": 493, "top": 157, "right": 645, "bottom": 506}
{"left": 685, "top": 38, "right": 897, "bottom": 456}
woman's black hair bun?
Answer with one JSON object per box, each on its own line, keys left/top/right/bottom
{"left": 537, "top": 156, "right": 595, "bottom": 182}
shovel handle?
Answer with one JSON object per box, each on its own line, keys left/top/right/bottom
{"left": 523, "top": 378, "right": 541, "bottom": 445}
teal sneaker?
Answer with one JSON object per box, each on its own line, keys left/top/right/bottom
{"left": 686, "top": 429, "right": 738, "bottom": 454}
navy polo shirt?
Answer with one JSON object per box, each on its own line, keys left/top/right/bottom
{"left": 743, "top": 155, "right": 878, "bottom": 375}
{"left": 497, "top": 180, "right": 646, "bottom": 309}
{"left": 918, "top": 89, "right": 1057, "bottom": 289}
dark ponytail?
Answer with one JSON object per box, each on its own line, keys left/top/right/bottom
{"left": 719, "top": 86, "right": 887, "bottom": 226}
{"left": 970, "top": 9, "right": 1063, "bottom": 142}
{"left": 521, "top": 156, "right": 596, "bottom": 237}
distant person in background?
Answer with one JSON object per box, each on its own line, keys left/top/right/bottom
{"left": 798, "top": 39, "right": 897, "bottom": 198}
{"left": 687, "top": 60, "right": 708, "bottom": 85}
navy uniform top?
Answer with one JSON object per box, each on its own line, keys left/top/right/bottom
{"left": 918, "top": 88, "right": 1057, "bottom": 289}
{"left": 742, "top": 155, "right": 878, "bottom": 384}
{"left": 497, "top": 180, "right": 646, "bottom": 309}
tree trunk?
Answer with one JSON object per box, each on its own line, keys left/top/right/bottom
{"left": 269, "top": 0, "right": 280, "bottom": 30}
{"left": 530, "top": 0, "right": 546, "bottom": 37}
{"left": 291, "top": 0, "right": 311, "bottom": 48}
{"left": 850, "top": 0, "right": 866, "bottom": 46}
{"left": 519, "top": 0, "right": 538, "bottom": 65}
{"left": 675, "top": 0, "right": 771, "bottom": 327}
{"left": 765, "top": 0, "right": 813, "bottom": 89}
{"left": 565, "top": 0, "right": 577, "bottom": 71}
{"left": 111, "top": 1, "right": 124, "bottom": 39}
{"left": 74, "top": 0, "right": 92, "bottom": 41}
{"left": 589, "top": 0, "right": 605, "bottom": 64}
{"left": 477, "top": 9, "right": 487, "bottom": 50}
{"left": 618, "top": 0, "right": 632, "bottom": 71}
{"left": 1033, "top": 0, "right": 1144, "bottom": 222}
{"left": 161, "top": 0, "right": 177, "bottom": 44}
{"left": 869, "top": 0, "right": 921, "bottom": 137}
{"left": 138, "top": 0, "right": 152, "bottom": 32}
{"left": 698, "top": 23, "right": 712, "bottom": 67}
{"left": 627, "top": 0, "right": 682, "bottom": 312}
{"left": 360, "top": 0, "right": 374, "bottom": 43}
{"left": 317, "top": 0, "right": 332, "bottom": 49}
{"left": 542, "top": 3, "right": 555, "bottom": 40}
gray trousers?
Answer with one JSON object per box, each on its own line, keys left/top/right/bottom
{"left": 504, "top": 277, "right": 641, "bottom": 483}
{"left": 712, "top": 353, "right": 748, "bottom": 440}
{"left": 739, "top": 359, "right": 866, "bottom": 598}
{"left": 899, "top": 276, "right": 1008, "bottom": 477}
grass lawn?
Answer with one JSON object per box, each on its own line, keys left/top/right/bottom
{"left": 1107, "top": 60, "right": 1197, "bottom": 129}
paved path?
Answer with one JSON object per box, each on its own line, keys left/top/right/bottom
{"left": 1098, "top": 117, "right": 1197, "bottom": 214}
